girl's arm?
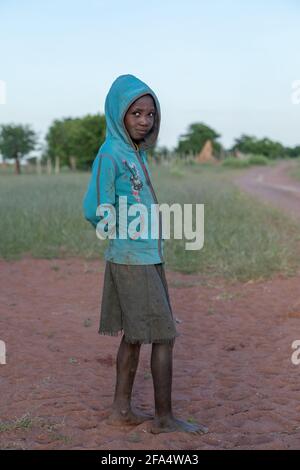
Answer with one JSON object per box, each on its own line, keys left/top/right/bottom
{"left": 82, "top": 152, "right": 116, "bottom": 229}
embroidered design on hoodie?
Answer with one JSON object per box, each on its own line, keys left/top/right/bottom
{"left": 122, "top": 159, "right": 143, "bottom": 202}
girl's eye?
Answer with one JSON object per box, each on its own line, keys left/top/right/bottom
{"left": 133, "top": 112, "right": 155, "bottom": 117}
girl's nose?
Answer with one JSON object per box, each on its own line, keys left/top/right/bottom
{"left": 140, "top": 116, "right": 151, "bottom": 127}
{"left": 140, "top": 117, "right": 148, "bottom": 126}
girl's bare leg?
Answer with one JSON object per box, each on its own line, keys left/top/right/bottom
{"left": 150, "top": 340, "right": 208, "bottom": 434}
{"left": 107, "top": 334, "right": 152, "bottom": 425}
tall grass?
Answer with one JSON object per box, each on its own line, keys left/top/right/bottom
{"left": 288, "top": 158, "right": 300, "bottom": 182}
{"left": 0, "top": 173, "right": 104, "bottom": 260}
{"left": 153, "top": 165, "right": 300, "bottom": 280}
{"left": 0, "top": 165, "right": 299, "bottom": 280}
{"left": 222, "top": 154, "right": 270, "bottom": 168}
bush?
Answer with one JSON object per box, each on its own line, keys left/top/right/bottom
{"left": 248, "top": 154, "right": 269, "bottom": 165}
{"left": 222, "top": 158, "right": 250, "bottom": 169}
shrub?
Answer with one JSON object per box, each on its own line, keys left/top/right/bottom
{"left": 222, "top": 158, "right": 250, "bottom": 169}
{"left": 248, "top": 154, "right": 269, "bottom": 165}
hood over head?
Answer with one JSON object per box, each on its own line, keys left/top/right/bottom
{"left": 104, "top": 74, "right": 161, "bottom": 151}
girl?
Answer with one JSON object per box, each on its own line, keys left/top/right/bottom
{"left": 83, "top": 74, "right": 208, "bottom": 434}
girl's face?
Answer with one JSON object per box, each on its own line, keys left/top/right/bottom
{"left": 124, "top": 94, "right": 156, "bottom": 144}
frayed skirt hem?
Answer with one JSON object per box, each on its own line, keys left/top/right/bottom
{"left": 98, "top": 329, "right": 180, "bottom": 345}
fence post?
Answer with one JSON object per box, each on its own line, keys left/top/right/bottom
{"left": 69, "top": 156, "right": 77, "bottom": 171}
{"left": 36, "top": 158, "right": 42, "bottom": 175}
{"left": 46, "top": 158, "right": 52, "bottom": 175}
{"left": 55, "top": 156, "right": 60, "bottom": 174}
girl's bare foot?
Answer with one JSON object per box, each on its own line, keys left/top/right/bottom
{"left": 150, "top": 416, "right": 209, "bottom": 435}
{"left": 107, "top": 408, "right": 152, "bottom": 426}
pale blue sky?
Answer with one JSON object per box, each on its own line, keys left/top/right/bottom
{"left": 1, "top": 0, "right": 300, "bottom": 152}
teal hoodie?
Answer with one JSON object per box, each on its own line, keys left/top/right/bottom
{"left": 82, "top": 74, "right": 164, "bottom": 264}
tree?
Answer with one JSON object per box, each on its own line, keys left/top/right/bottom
{"left": 285, "top": 146, "right": 300, "bottom": 158}
{"left": 231, "top": 135, "right": 258, "bottom": 155}
{"left": 149, "top": 145, "right": 170, "bottom": 164}
{"left": 176, "top": 122, "right": 222, "bottom": 157}
{"left": 0, "top": 124, "right": 37, "bottom": 174}
{"left": 44, "top": 114, "right": 106, "bottom": 170}
{"left": 232, "top": 134, "right": 285, "bottom": 159}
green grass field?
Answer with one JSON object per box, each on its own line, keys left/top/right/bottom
{"left": 1, "top": 162, "right": 299, "bottom": 281}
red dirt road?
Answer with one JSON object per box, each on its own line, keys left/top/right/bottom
{"left": 234, "top": 160, "right": 300, "bottom": 221}
{"left": 1, "top": 256, "right": 300, "bottom": 450}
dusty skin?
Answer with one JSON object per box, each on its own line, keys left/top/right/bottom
{"left": 150, "top": 416, "right": 209, "bottom": 435}
{"left": 107, "top": 408, "right": 152, "bottom": 426}
{"left": 107, "top": 408, "right": 208, "bottom": 434}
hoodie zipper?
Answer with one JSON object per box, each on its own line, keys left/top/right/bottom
{"left": 133, "top": 145, "right": 163, "bottom": 262}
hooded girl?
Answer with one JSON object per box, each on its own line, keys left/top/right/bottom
{"left": 81, "top": 75, "right": 208, "bottom": 435}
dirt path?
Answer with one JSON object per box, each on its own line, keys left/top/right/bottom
{"left": 1, "top": 257, "right": 300, "bottom": 450}
{"left": 233, "top": 160, "right": 300, "bottom": 221}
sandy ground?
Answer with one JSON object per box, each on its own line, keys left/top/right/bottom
{"left": 1, "top": 161, "right": 300, "bottom": 450}
{"left": 1, "top": 256, "right": 300, "bottom": 450}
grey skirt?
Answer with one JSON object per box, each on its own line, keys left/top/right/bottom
{"left": 99, "top": 261, "right": 180, "bottom": 344}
